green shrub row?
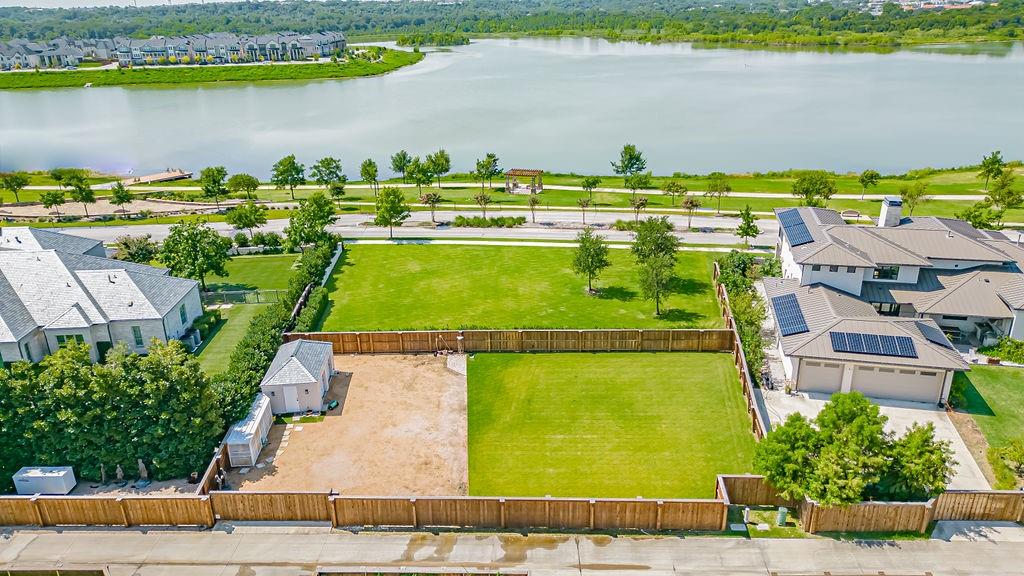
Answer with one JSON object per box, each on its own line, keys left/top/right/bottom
{"left": 978, "top": 337, "right": 1024, "bottom": 364}
{"left": 715, "top": 251, "right": 772, "bottom": 384}
{"left": 192, "top": 309, "right": 222, "bottom": 340}
{"left": 452, "top": 215, "right": 526, "bottom": 228}
{"left": 214, "top": 238, "right": 340, "bottom": 423}
{"left": 294, "top": 286, "right": 328, "bottom": 333}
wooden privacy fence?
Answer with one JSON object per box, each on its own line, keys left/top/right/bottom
{"left": 284, "top": 328, "right": 735, "bottom": 355}
{"left": 2, "top": 477, "right": 1023, "bottom": 533}
{"left": 717, "top": 475, "right": 1024, "bottom": 534}
{"left": 0, "top": 492, "right": 726, "bottom": 532}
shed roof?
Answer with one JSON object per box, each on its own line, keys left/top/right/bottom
{"left": 261, "top": 339, "right": 333, "bottom": 387}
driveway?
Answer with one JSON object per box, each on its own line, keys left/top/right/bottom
{"left": 763, "top": 389, "right": 990, "bottom": 490}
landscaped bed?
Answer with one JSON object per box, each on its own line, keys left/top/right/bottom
{"left": 317, "top": 244, "right": 722, "bottom": 331}
{"left": 466, "top": 352, "right": 755, "bottom": 499}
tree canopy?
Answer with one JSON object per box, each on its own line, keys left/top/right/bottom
{"left": 285, "top": 191, "right": 336, "bottom": 249}
{"left": 571, "top": 227, "right": 610, "bottom": 292}
{"left": 373, "top": 186, "right": 411, "bottom": 238}
{"left": 160, "top": 220, "right": 232, "bottom": 290}
{"left": 754, "top": 392, "right": 954, "bottom": 505}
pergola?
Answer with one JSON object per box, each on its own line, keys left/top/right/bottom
{"left": 504, "top": 169, "right": 544, "bottom": 195}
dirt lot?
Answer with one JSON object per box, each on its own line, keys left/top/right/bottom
{"left": 227, "top": 354, "right": 468, "bottom": 496}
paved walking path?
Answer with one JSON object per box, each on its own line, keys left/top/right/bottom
{"left": 54, "top": 211, "right": 779, "bottom": 247}
{"left": 2, "top": 525, "right": 1023, "bottom": 575}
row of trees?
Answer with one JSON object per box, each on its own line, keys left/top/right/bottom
{"left": 0, "top": 340, "right": 223, "bottom": 489}
{"left": 4, "top": 0, "right": 1021, "bottom": 46}
{"left": 570, "top": 216, "right": 681, "bottom": 316}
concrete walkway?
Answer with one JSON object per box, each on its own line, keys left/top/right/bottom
{"left": 3, "top": 525, "right": 1024, "bottom": 575}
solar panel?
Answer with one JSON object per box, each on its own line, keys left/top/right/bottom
{"left": 778, "top": 209, "right": 804, "bottom": 228}
{"left": 828, "top": 331, "right": 918, "bottom": 358}
{"left": 895, "top": 336, "right": 917, "bottom": 357}
{"left": 771, "top": 294, "right": 809, "bottom": 336}
{"left": 846, "top": 332, "right": 865, "bottom": 353}
{"left": 786, "top": 222, "right": 814, "bottom": 247}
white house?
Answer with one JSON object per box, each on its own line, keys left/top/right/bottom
{"left": 0, "top": 228, "right": 203, "bottom": 365}
{"left": 775, "top": 200, "right": 1024, "bottom": 347}
{"left": 260, "top": 339, "right": 335, "bottom": 415}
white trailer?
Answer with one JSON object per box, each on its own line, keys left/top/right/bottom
{"left": 225, "top": 393, "right": 273, "bottom": 468}
{"left": 12, "top": 466, "right": 77, "bottom": 495}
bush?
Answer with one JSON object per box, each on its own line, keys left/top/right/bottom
{"left": 233, "top": 232, "right": 250, "bottom": 248}
{"left": 294, "top": 286, "right": 328, "bottom": 332}
{"left": 251, "top": 231, "right": 283, "bottom": 251}
{"left": 978, "top": 337, "right": 1024, "bottom": 364}
{"left": 613, "top": 219, "right": 637, "bottom": 232}
{"left": 716, "top": 250, "right": 768, "bottom": 384}
{"left": 192, "top": 309, "right": 223, "bottom": 339}
{"left": 452, "top": 215, "right": 526, "bottom": 228}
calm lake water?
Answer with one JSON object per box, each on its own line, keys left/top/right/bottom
{"left": 1, "top": 38, "right": 1022, "bottom": 178}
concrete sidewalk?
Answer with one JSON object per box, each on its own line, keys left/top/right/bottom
{"left": 3, "top": 525, "right": 1024, "bottom": 575}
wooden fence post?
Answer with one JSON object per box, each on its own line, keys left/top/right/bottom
{"left": 399, "top": 332, "right": 405, "bottom": 353}
{"left": 656, "top": 501, "right": 663, "bottom": 530}
{"left": 637, "top": 329, "right": 644, "bottom": 352}
{"left": 499, "top": 498, "right": 506, "bottom": 528}
{"left": 544, "top": 496, "right": 551, "bottom": 528}
{"left": 203, "top": 495, "right": 215, "bottom": 528}
{"left": 410, "top": 498, "right": 418, "bottom": 527}
{"left": 116, "top": 496, "right": 130, "bottom": 527}
{"left": 920, "top": 500, "right": 935, "bottom": 534}
{"left": 589, "top": 499, "right": 595, "bottom": 530}
{"left": 30, "top": 495, "right": 44, "bottom": 526}
{"left": 328, "top": 495, "right": 338, "bottom": 528}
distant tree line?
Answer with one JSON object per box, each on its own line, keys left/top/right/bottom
{"left": 0, "top": 0, "right": 1020, "bottom": 46}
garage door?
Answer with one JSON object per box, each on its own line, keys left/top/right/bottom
{"left": 797, "top": 360, "right": 843, "bottom": 394}
{"left": 852, "top": 366, "right": 944, "bottom": 403}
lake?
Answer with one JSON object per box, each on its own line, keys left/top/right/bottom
{"left": 0, "top": 38, "right": 1022, "bottom": 178}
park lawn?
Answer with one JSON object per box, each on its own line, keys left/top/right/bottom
{"left": 956, "top": 365, "right": 1024, "bottom": 449}
{"left": 467, "top": 352, "right": 755, "bottom": 498}
{"left": 196, "top": 304, "right": 266, "bottom": 374}
{"left": 206, "top": 253, "right": 299, "bottom": 292}
{"left": 0, "top": 49, "right": 423, "bottom": 90}
{"left": 318, "top": 244, "right": 723, "bottom": 330}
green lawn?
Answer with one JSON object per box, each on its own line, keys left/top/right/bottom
{"left": 196, "top": 304, "right": 266, "bottom": 374}
{"left": 467, "top": 352, "right": 754, "bottom": 498}
{"left": 956, "top": 365, "right": 1024, "bottom": 448}
{"left": 206, "top": 253, "right": 299, "bottom": 292}
{"left": 318, "top": 244, "right": 722, "bottom": 330}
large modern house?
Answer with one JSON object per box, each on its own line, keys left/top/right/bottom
{"left": 767, "top": 198, "right": 1024, "bottom": 404}
{"left": 0, "top": 228, "right": 203, "bottom": 365}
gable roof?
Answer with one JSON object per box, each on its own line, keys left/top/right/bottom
{"left": 0, "top": 231, "right": 199, "bottom": 344}
{"left": 0, "top": 227, "right": 103, "bottom": 255}
{"left": 260, "top": 339, "right": 333, "bottom": 388}
{"left": 861, "top": 266, "right": 1024, "bottom": 318}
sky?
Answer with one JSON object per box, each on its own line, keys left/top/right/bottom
{"left": 0, "top": 0, "right": 243, "bottom": 7}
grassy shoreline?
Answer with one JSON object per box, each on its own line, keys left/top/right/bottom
{"left": 0, "top": 48, "right": 423, "bottom": 90}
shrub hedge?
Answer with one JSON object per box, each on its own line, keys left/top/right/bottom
{"left": 213, "top": 238, "right": 340, "bottom": 423}
{"left": 978, "top": 337, "right": 1024, "bottom": 364}
{"left": 452, "top": 215, "right": 526, "bottom": 228}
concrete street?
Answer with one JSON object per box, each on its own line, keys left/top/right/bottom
{"left": 54, "top": 210, "right": 781, "bottom": 247}
{"left": 3, "top": 524, "right": 1024, "bottom": 575}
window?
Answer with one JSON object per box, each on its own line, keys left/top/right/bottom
{"left": 921, "top": 371, "right": 937, "bottom": 377}
{"left": 873, "top": 266, "right": 900, "bottom": 280}
{"left": 55, "top": 334, "right": 85, "bottom": 347}
{"left": 942, "top": 315, "right": 968, "bottom": 321}
{"left": 872, "top": 302, "right": 901, "bottom": 316}
{"left": 811, "top": 265, "right": 821, "bottom": 272}
{"left": 132, "top": 326, "right": 144, "bottom": 348}
{"left": 829, "top": 265, "right": 839, "bottom": 273}
{"left": 879, "top": 368, "right": 896, "bottom": 373}
{"left": 304, "top": 388, "right": 310, "bottom": 395}
{"left": 847, "top": 267, "right": 857, "bottom": 273}
{"left": 179, "top": 304, "right": 188, "bottom": 324}
{"left": 23, "top": 343, "right": 30, "bottom": 360}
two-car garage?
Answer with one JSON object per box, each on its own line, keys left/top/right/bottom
{"left": 795, "top": 358, "right": 948, "bottom": 404}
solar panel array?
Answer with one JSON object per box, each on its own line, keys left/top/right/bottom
{"left": 829, "top": 331, "right": 918, "bottom": 358}
{"left": 771, "top": 293, "right": 809, "bottom": 336}
{"left": 778, "top": 209, "right": 814, "bottom": 247}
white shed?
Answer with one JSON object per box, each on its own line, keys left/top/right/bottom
{"left": 13, "top": 466, "right": 77, "bottom": 495}
{"left": 260, "top": 339, "right": 335, "bottom": 415}
{"left": 225, "top": 393, "right": 273, "bottom": 468}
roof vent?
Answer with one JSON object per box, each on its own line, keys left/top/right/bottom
{"left": 108, "top": 274, "right": 114, "bottom": 283}
{"left": 947, "top": 231, "right": 954, "bottom": 239}
{"left": 127, "top": 300, "right": 133, "bottom": 307}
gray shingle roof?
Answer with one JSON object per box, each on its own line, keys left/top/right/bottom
{"left": 0, "top": 227, "right": 102, "bottom": 255}
{"left": 860, "top": 266, "right": 1024, "bottom": 318}
{"left": 260, "top": 339, "right": 333, "bottom": 387}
